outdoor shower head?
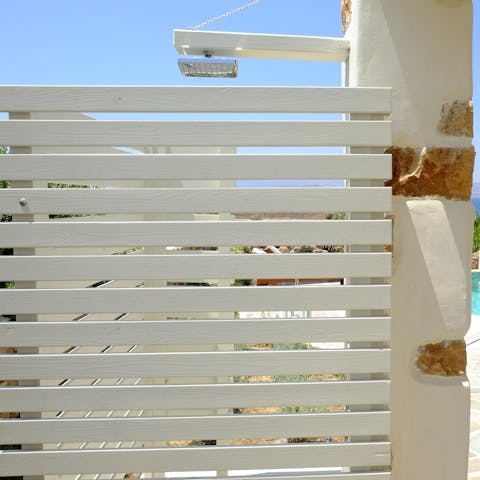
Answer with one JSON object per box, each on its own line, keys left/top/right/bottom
{"left": 178, "top": 52, "right": 238, "bottom": 78}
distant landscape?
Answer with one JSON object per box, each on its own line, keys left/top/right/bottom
{"left": 472, "top": 183, "right": 480, "bottom": 215}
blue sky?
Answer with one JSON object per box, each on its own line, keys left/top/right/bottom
{"left": 0, "top": 0, "right": 478, "bottom": 181}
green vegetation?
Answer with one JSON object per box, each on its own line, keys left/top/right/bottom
{"left": 326, "top": 212, "right": 346, "bottom": 220}
{"left": 474, "top": 216, "right": 480, "bottom": 252}
{"left": 231, "top": 246, "right": 252, "bottom": 254}
{"left": 231, "top": 278, "right": 253, "bottom": 286}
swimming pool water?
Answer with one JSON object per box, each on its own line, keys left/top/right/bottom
{"left": 473, "top": 272, "right": 480, "bottom": 315}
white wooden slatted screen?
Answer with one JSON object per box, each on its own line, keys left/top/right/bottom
{"left": 0, "top": 86, "right": 392, "bottom": 480}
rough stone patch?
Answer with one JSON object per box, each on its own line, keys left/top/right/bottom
{"left": 341, "top": 0, "right": 351, "bottom": 33}
{"left": 416, "top": 340, "right": 467, "bottom": 376}
{"left": 385, "top": 146, "right": 475, "bottom": 200}
{"left": 438, "top": 99, "right": 473, "bottom": 137}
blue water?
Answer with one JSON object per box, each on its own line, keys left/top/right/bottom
{"left": 473, "top": 272, "right": 480, "bottom": 315}
{"left": 473, "top": 197, "right": 480, "bottom": 314}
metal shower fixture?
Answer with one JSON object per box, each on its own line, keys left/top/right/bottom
{"left": 178, "top": 51, "right": 238, "bottom": 78}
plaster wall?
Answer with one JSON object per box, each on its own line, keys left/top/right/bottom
{"left": 347, "top": 0, "right": 472, "bottom": 148}
{"left": 346, "top": 1, "right": 474, "bottom": 479}
{"left": 391, "top": 197, "right": 473, "bottom": 479}
{"left": 393, "top": 199, "right": 473, "bottom": 340}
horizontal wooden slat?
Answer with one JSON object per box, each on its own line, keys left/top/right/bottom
{"left": 0, "top": 220, "right": 392, "bottom": 247}
{"left": 0, "top": 120, "right": 391, "bottom": 146}
{"left": 0, "top": 443, "right": 391, "bottom": 475}
{"left": 0, "top": 253, "right": 392, "bottom": 281}
{"left": 129, "top": 475, "right": 391, "bottom": 480}
{"left": 0, "top": 380, "right": 390, "bottom": 412}
{"left": 0, "top": 317, "right": 391, "bottom": 346}
{"left": 0, "top": 187, "right": 392, "bottom": 214}
{"left": 0, "top": 154, "right": 392, "bottom": 181}
{"left": 0, "top": 86, "right": 391, "bottom": 113}
{"left": 0, "top": 285, "right": 391, "bottom": 313}
{"left": 0, "top": 349, "right": 390, "bottom": 379}
{"left": 0, "top": 411, "right": 390, "bottom": 443}
{"left": 175, "top": 30, "right": 351, "bottom": 63}
{"left": 125, "top": 469, "right": 391, "bottom": 480}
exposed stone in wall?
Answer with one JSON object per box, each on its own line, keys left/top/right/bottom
{"left": 385, "top": 146, "right": 475, "bottom": 200}
{"left": 416, "top": 340, "right": 467, "bottom": 376}
{"left": 473, "top": 251, "right": 479, "bottom": 269}
{"left": 341, "top": 0, "right": 351, "bottom": 33}
{"left": 438, "top": 99, "right": 473, "bottom": 137}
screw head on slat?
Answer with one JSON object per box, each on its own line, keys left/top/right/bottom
{"left": 18, "top": 197, "right": 27, "bottom": 206}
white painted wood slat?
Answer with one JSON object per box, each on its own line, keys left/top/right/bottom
{"left": 0, "top": 253, "right": 392, "bottom": 280}
{"left": 1, "top": 411, "right": 390, "bottom": 443}
{"left": 174, "top": 30, "right": 351, "bottom": 63}
{"left": 0, "top": 285, "right": 391, "bottom": 313}
{"left": 0, "top": 84, "right": 392, "bottom": 477}
{"left": 145, "top": 475, "right": 391, "bottom": 480}
{"left": 0, "top": 317, "right": 391, "bottom": 346}
{"left": 0, "top": 443, "right": 391, "bottom": 475}
{"left": 0, "top": 154, "right": 392, "bottom": 181}
{"left": 0, "top": 220, "right": 392, "bottom": 247}
{"left": 0, "top": 120, "right": 391, "bottom": 146}
{"left": 0, "top": 349, "right": 390, "bottom": 379}
{"left": 0, "top": 187, "right": 392, "bottom": 214}
{"left": 0, "top": 380, "right": 391, "bottom": 412}
{"left": 0, "top": 86, "right": 391, "bottom": 113}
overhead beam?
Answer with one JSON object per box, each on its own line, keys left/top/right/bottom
{"left": 174, "top": 30, "right": 349, "bottom": 62}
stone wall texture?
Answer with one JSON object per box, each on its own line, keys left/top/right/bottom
{"left": 438, "top": 99, "right": 473, "bottom": 137}
{"left": 416, "top": 340, "right": 467, "bottom": 376}
{"left": 341, "top": 0, "right": 351, "bottom": 33}
{"left": 385, "top": 146, "right": 475, "bottom": 200}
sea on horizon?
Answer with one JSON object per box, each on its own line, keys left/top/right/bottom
{"left": 472, "top": 195, "right": 480, "bottom": 216}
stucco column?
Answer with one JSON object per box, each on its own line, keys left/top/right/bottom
{"left": 344, "top": 1, "right": 475, "bottom": 479}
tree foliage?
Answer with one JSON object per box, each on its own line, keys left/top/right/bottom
{"left": 473, "top": 216, "right": 480, "bottom": 253}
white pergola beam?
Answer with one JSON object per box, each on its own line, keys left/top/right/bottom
{"left": 174, "top": 29, "right": 349, "bottom": 62}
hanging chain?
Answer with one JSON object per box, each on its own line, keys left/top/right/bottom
{"left": 187, "top": 0, "right": 264, "bottom": 30}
